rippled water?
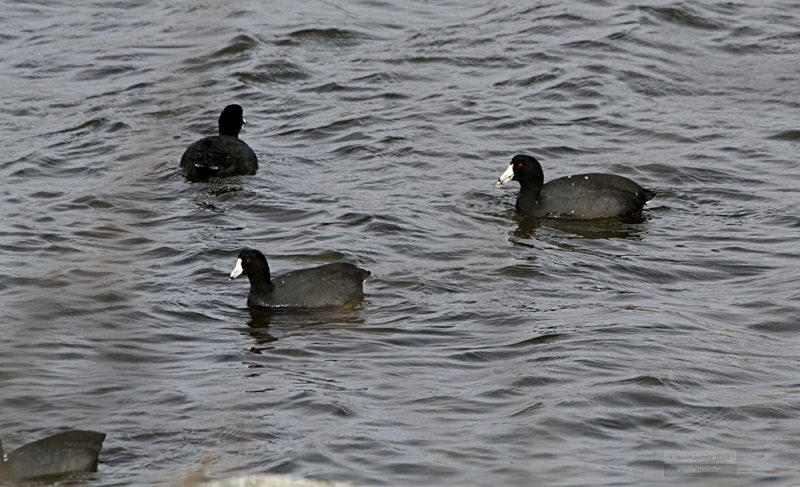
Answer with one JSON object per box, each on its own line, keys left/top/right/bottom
{"left": 2, "top": 1, "right": 800, "bottom": 485}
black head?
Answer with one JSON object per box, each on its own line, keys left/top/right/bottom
{"left": 509, "top": 154, "right": 544, "bottom": 183}
{"left": 497, "top": 154, "right": 545, "bottom": 188}
{"left": 218, "top": 104, "right": 246, "bottom": 137}
{"left": 229, "top": 248, "right": 269, "bottom": 280}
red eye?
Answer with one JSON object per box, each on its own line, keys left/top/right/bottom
{"left": 516, "top": 163, "right": 523, "bottom": 169}
{"left": 245, "top": 258, "right": 252, "bottom": 264}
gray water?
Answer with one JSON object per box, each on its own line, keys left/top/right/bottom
{"left": 2, "top": 1, "right": 800, "bottom": 485}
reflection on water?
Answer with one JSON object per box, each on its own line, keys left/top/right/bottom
{"left": 241, "top": 305, "right": 372, "bottom": 355}
{"left": 244, "top": 309, "right": 278, "bottom": 352}
{"left": 508, "top": 211, "right": 652, "bottom": 241}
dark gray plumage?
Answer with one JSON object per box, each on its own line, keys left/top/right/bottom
{"left": 0, "top": 430, "right": 105, "bottom": 480}
{"left": 497, "top": 154, "right": 655, "bottom": 219}
{"left": 229, "top": 249, "right": 370, "bottom": 309}
{"left": 180, "top": 104, "right": 258, "bottom": 178}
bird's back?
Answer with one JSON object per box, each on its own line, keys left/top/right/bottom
{"left": 3, "top": 430, "right": 105, "bottom": 479}
{"left": 180, "top": 135, "right": 257, "bottom": 178}
{"left": 251, "top": 263, "right": 370, "bottom": 308}
{"left": 528, "top": 173, "right": 654, "bottom": 219}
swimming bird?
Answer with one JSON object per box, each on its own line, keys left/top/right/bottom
{"left": 229, "top": 249, "right": 370, "bottom": 308}
{"left": 180, "top": 104, "right": 258, "bottom": 178}
{"left": 496, "top": 154, "right": 655, "bottom": 219}
{"left": 0, "top": 430, "right": 105, "bottom": 480}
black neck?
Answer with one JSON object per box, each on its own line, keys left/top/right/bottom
{"left": 517, "top": 177, "right": 544, "bottom": 210}
{"left": 247, "top": 269, "right": 274, "bottom": 296}
{"left": 219, "top": 127, "right": 240, "bottom": 138}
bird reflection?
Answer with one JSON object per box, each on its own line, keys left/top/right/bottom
{"left": 240, "top": 306, "right": 368, "bottom": 355}
{"left": 243, "top": 308, "right": 277, "bottom": 353}
{"left": 510, "top": 211, "right": 650, "bottom": 241}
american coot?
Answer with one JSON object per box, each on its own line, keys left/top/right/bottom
{"left": 0, "top": 430, "right": 105, "bottom": 480}
{"left": 180, "top": 104, "right": 258, "bottom": 178}
{"left": 496, "top": 154, "right": 655, "bottom": 219}
{"left": 229, "top": 249, "right": 370, "bottom": 309}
